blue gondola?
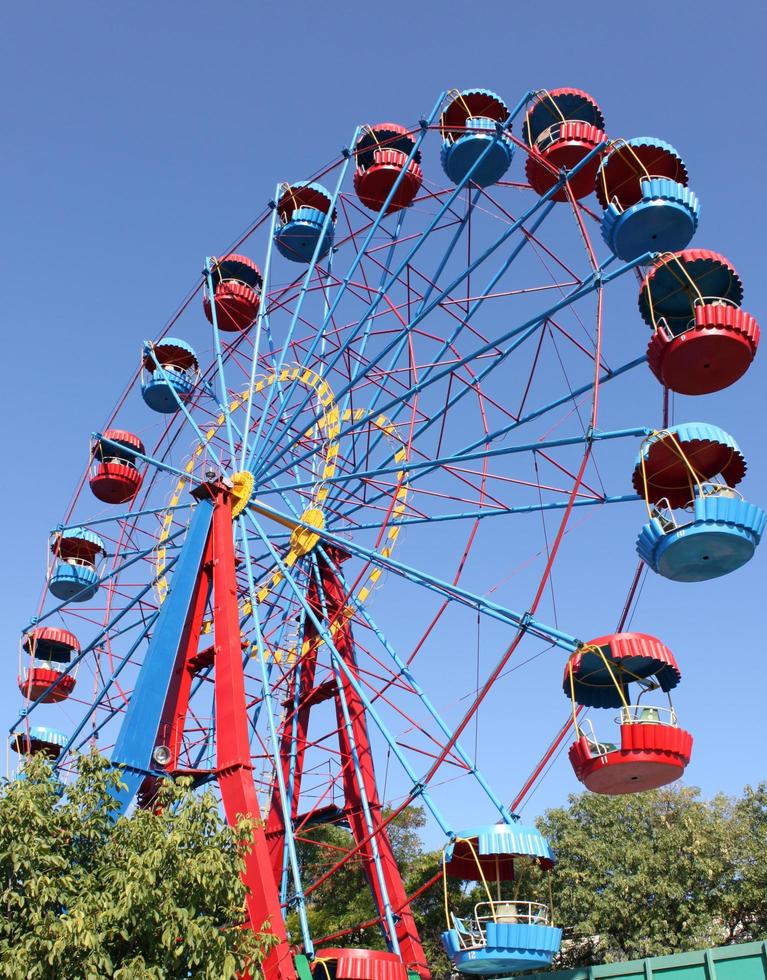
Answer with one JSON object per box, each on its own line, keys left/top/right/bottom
{"left": 141, "top": 337, "right": 199, "bottom": 414}
{"left": 440, "top": 89, "right": 514, "bottom": 188}
{"left": 440, "top": 823, "right": 562, "bottom": 975}
{"left": 49, "top": 527, "right": 106, "bottom": 602}
{"left": 11, "top": 725, "right": 67, "bottom": 758}
{"left": 632, "top": 424, "right": 765, "bottom": 582}
{"left": 274, "top": 182, "right": 335, "bottom": 263}
{"left": 597, "top": 138, "right": 699, "bottom": 260}
{"left": 637, "top": 492, "right": 766, "bottom": 582}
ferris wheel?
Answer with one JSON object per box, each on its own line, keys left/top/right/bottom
{"left": 11, "top": 86, "right": 763, "bottom": 979}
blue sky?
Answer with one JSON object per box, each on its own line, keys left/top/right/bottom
{"left": 1, "top": 0, "right": 765, "bottom": 833}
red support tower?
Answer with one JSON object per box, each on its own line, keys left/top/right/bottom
{"left": 266, "top": 547, "right": 429, "bottom": 978}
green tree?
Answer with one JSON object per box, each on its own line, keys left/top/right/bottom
{"left": 539, "top": 784, "right": 767, "bottom": 967}
{"left": 0, "top": 752, "right": 275, "bottom": 979}
{"left": 714, "top": 784, "right": 767, "bottom": 944}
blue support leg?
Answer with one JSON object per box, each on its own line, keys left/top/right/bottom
{"left": 108, "top": 497, "right": 214, "bottom": 814}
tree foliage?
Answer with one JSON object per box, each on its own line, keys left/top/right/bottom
{"left": 540, "top": 783, "right": 767, "bottom": 967}
{"left": 0, "top": 752, "right": 274, "bottom": 979}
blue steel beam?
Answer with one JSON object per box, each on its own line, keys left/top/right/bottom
{"left": 324, "top": 354, "right": 648, "bottom": 527}
{"left": 318, "top": 545, "right": 516, "bottom": 825}
{"left": 56, "top": 502, "right": 193, "bottom": 533}
{"left": 108, "top": 497, "right": 214, "bottom": 814}
{"left": 93, "top": 434, "right": 207, "bottom": 488}
{"left": 204, "top": 258, "right": 238, "bottom": 460}
{"left": 325, "top": 493, "right": 642, "bottom": 533}
{"left": 237, "top": 518, "right": 314, "bottom": 955}
{"left": 257, "top": 194, "right": 426, "bottom": 479}
{"left": 255, "top": 427, "right": 649, "bottom": 497}
{"left": 245, "top": 128, "right": 360, "bottom": 472}
{"left": 243, "top": 504, "right": 578, "bottom": 652}
{"left": 309, "top": 555, "right": 402, "bottom": 955}
{"left": 143, "top": 345, "right": 224, "bottom": 469}
{"left": 239, "top": 196, "right": 281, "bottom": 469}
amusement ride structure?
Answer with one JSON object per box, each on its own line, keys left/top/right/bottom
{"left": 10, "top": 87, "right": 764, "bottom": 978}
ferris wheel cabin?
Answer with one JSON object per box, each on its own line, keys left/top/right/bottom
{"left": 203, "top": 253, "right": 262, "bottom": 333}
{"left": 48, "top": 527, "right": 106, "bottom": 602}
{"left": 522, "top": 88, "right": 606, "bottom": 200}
{"left": 310, "top": 948, "right": 409, "bottom": 980}
{"left": 89, "top": 429, "right": 144, "bottom": 504}
{"left": 274, "top": 182, "right": 336, "bottom": 263}
{"left": 633, "top": 424, "right": 765, "bottom": 582}
{"left": 141, "top": 337, "right": 199, "bottom": 414}
{"left": 565, "top": 633, "right": 692, "bottom": 795}
{"left": 597, "top": 138, "right": 699, "bottom": 261}
{"left": 353, "top": 123, "right": 423, "bottom": 214}
{"left": 11, "top": 725, "right": 67, "bottom": 760}
{"left": 440, "top": 824, "right": 561, "bottom": 975}
{"left": 18, "top": 626, "right": 79, "bottom": 703}
{"left": 439, "top": 89, "right": 514, "bottom": 188}
{"left": 639, "top": 250, "right": 760, "bottom": 395}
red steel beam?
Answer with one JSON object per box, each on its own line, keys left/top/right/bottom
{"left": 210, "top": 490, "right": 296, "bottom": 980}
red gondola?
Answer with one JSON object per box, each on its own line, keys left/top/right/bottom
{"left": 523, "top": 88, "right": 606, "bottom": 200}
{"left": 564, "top": 633, "right": 692, "bottom": 795}
{"left": 18, "top": 626, "right": 79, "bottom": 703}
{"left": 311, "top": 948, "right": 408, "bottom": 980}
{"left": 353, "top": 123, "right": 423, "bottom": 214}
{"left": 203, "top": 253, "right": 262, "bottom": 333}
{"left": 89, "top": 429, "right": 144, "bottom": 504}
{"left": 639, "top": 250, "right": 760, "bottom": 395}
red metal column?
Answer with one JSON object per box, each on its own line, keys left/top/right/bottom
{"left": 165, "top": 533, "right": 213, "bottom": 769}
{"left": 320, "top": 553, "right": 429, "bottom": 978}
{"left": 266, "top": 577, "right": 323, "bottom": 879}
{"left": 210, "top": 490, "right": 296, "bottom": 980}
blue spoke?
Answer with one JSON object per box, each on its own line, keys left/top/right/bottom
{"left": 308, "top": 554, "right": 402, "bottom": 954}
{"left": 57, "top": 502, "right": 193, "bottom": 533}
{"left": 143, "top": 345, "right": 224, "bottom": 469}
{"left": 255, "top": 427, "right": 648, "bottom": 498}
{"left": 244, "top": 129, "right": 360, "bottom": 471}
{"left": 204, "top": 258, "right": 239, "bottom": 460}
{"left": 237, "top": 517, "right": 314, "bottom": 954}
{"left": 242, "top": 502, "right": 578, "bottom": 652}
{"left": 239, "top": 195, "right": 280, "bottom": 468}
{"left": 318, "top": 544, "right": 516, "bottom": 824}
{"left": 93, "top": 434, "right": 207, "bottom": 488}
{"left": 329, "top": 493, "right": 641, "bottom": 532}
{"left": 30, "top": 523, "right": 187, "bottom": 629}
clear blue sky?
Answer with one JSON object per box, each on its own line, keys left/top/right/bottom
{"left": 1, "top": 1, "right": 765, "bottom": 829}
